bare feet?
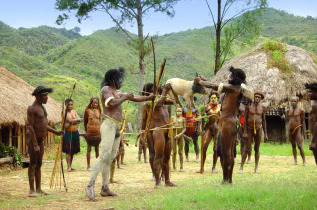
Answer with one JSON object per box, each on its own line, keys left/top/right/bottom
{"left": 154, "top": 181, "right": 161, "bottom": 188}
{"left": 36, "top": 189, "right": 48, "bottom": 195}
{"left": 100, "top": 185, "right": 117, "bottom": 196}
{"left": 293, "top": 161, "right": 298, "bottom": 165}
{"left": 180, "top": 168, "right": 184, "bottom": 172}
{"left": 238, "top": 168, "right": 243, "bottom": 174}
{"left": 212, "top": 168, "right": 218, "bottom": 173}
{"left": 195, "top": 158, "right": 199, "bottom": 163}
{"left": 303, "top": 162, "right": 308, "bottom": 166}
{"left": 117, "top": 165, "right": 123, "bottom": 169}
{"left": 87, "top": 167, "right": 92, "bottom": 171}
{"left": 109, "top": 179, "right": 118, "bottom": 184}
{"left": 214, "top": 181, "right": 232, "bottom": 187}
{"left": 196, "top": 169, "right": 203, "bottom": 174}
{"left": 67, "top": 168, "right": 72, "bottom": 172}
{"left": 185, "top": 157, "right": 189, "bottom": 162}
{"left": 247, "top": 159, "right": 251, "bottom": 164}
{"left": 254, "top": 168, "right": 260, "bottom": 173}
{"left": 165, "top": 181, "right": 177, "bottom": 187}
{"left": 28, "top": 190, "right": 40, "bottom": 197}
{"left": 86, "top": 184, "right": 96, "bottom": 201}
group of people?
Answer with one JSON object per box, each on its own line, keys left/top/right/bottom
{"left": 26, "top": 66, "right": 317, "bottom": 199}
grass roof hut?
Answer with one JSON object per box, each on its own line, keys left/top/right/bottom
{"left": 211, "top": 42, "right": 317, "bottom": 142}
{"left": 0, "top": 66, "right": 62, "bottom": 155}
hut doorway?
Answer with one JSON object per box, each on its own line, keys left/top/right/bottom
{"left": 266, "top": 116, "right": 286, "bottom": 143}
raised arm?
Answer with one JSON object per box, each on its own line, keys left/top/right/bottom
{"left": 156, "top": 83, "right": 172, "bottom": 107}
{"left": 129, "top": 94, "right": 155, "bottom": 102}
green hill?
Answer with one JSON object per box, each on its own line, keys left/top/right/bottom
{"left": 0, "top": 8, "right": 316, "bottom": 125}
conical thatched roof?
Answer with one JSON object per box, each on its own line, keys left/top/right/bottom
{"left": 0, "top": 66, "right": 62, "bottom": 126}
{"left": 211, "top": 43, "right": 317, "bottom": 111}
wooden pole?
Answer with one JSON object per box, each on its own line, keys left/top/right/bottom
{"left": 200, "top": 118, "right": 205, "bottom": 174}
{"left": 9, "top": 127, "right": 12, "bottom": 147}
{"left": 22, "top": 126, "right": 26, "bottom": 155}
{"left": 0, "top": 127, "right": 2, "bottom": 144}
{"left": 18, "top": 126, "right": 22, "bottom": 153}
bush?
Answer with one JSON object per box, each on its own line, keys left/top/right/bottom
{"left": 0, "top": 143, "right": 22, "bottom": 165}
{"left": 263, "top": 39, "right": 293, "bottom": 72}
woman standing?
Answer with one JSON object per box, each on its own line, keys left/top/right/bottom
{"left": 63, "top": 98, "right": 81, "bottom": 172}
{"left": 84, "top": 97, "right": 102, "bottom": 170}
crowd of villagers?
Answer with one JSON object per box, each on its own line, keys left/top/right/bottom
{"left": 26, "top": 65, "right": 317, "bottom": 199}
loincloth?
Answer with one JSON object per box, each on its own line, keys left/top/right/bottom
{"left": 291, "top": 124, "right": 302, "bottom": 135}
{"left": 85, "top": 131, "right": 101, "bottom": 147}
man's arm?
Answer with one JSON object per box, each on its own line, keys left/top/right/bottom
{"left": 47, "top": 125, "right": 63, "bottom": 136}
{"left": 300, "top": 109, "right": 306, "bottom": 140}
{"left": 27, "top": 106, "right": 40, "bottom": 152}
{"left": 262, "top": 105, "right": 268, "bottom": 143}
{"left": 103, "top": 88, "right": 132, "bottom": 108}
{"left": 84, "top": 110, "right": 88, "bottom": 131}
{"left": 156, "top": 83, "right": 172, "bottom": 106}
{"left": 129, "top": 94, "right": 155, "bottom": 102}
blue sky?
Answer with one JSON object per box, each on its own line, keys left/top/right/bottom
{"left": 1, "top": 0, "right": 316, "bottom": 36}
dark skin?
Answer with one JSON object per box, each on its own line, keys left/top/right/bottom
{"left": 135, "top": 130, "right": 147, "bottom": 163}
{"left": 142, "top": 83, "right": 176, "bottom": 187}
{"left": 307, "top": 89, "right": 317, "bottom": 165}
{"left": 195, "top": 74, "right": 241, "bottom": 184}
{"left": 238, "top": 103, "right": 251, "bottom": 163}
{"left": 64, "top": 101, "right": 81, "bottom": 171}
{"left": 184, "top": 107, "right": 200, "bottom": 162}
{"left": 199, "top": 94, "right": 220, "bottom": 173}
{"left": 239, "top": 95, "right": 268, "bottom": 173}
{"left": 87, "top": 78, "right": 154, "bottom": 198}
{"left": 27, "top": 93, "right": 63, "bottom": 197}
{"left": 84, "top": 99, "right": 101, "bottom": 170}
{"left": 287, "top": 97, "right": 306, "bottom": 165}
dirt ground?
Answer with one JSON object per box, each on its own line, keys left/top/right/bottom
{"left": 0, "top": 140, "right": 316, "bottom": 209}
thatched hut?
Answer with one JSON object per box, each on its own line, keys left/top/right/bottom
{"left": 211, "top": 43, "right": 317, "bottom": 142}
{"left": 0, "top": 66, "right": 62, "bottom": 155}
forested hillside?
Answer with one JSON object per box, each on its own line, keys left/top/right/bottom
{"left": 0, "top": 8, "right": 316, "bottom": 124}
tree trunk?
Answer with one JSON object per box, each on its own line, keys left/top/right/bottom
{"left": 137, "top": 0, "right": 145, "bottom": 129}
{"left": 214, "top": 0, "right": 222, "bottom": 75}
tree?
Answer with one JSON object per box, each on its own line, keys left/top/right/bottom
{"left": 55, "top": 0, "right": 180, "bottom": 127}
{"left": 71, "top": 26, "right": 81, "bottom": 34}
{"left": 205, "top": 0, "right": 267, "bottom": 75}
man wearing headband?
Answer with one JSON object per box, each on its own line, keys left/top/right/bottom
{"left": 239, "top": 92, "right": 268, "bottom": 174}
{"left": 194, "top": 66, "right": 251, "bottom": 184}
{"left": 305, "top": 83, "right": 317, "bottom": 165}
{"left": 86, "top": 68, "right": 155, "bottom": 200}
{"left": 27, "top": 86, "right": 63, "bottom": 197}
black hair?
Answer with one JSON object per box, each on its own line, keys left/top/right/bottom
{"left": 65, "top": 98, "right": 73, "bottom": 105}
{"left": 142, "top": 83, "right": 154, "bottom": 96}
{"left": 101, "top": 67, "right": 125, "bottom": 89}
{"left": 305, "top": 82, "right": 317, "bottom": 91}
{"left": 229, "top": 66, "right": 246, "bottom": 86}
{"left": 32, "top": 86, "right": 53, "bottom": 96}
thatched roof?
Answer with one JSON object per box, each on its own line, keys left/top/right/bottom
{"left": 0, "top": 66, "right": 62, "bottom": 126}
{"left": 211, "top": 43, "right": 317, "bottom": 112}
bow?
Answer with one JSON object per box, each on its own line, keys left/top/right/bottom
{"left": 143, "top": 57, "right": 167, "bottom": 143}
{"left": 50, "top": 83, "right": 76, "bottom": 191}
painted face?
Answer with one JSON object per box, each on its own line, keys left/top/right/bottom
{"left": 308, "top": 89, "right": 317, "bottom": 100}
{"left": 92, "top": 99, "right": 99, "bottom": 109}
{"left": 67, "top": 101, "right": 74, "bottom": 111}
{"left": 254, "top": 95, "right": 262, "bottom": 103}
{"left": 176, "top": 108, "right": 182, "bottom": 117}
{"left": 40, "top": 94, "right": 48, "bottom": 104}
{"left": 290, "top": 97, "right": 298, "bottom": 108}
{"left": 210, "top": 94, "right": 218, "bottom": 105}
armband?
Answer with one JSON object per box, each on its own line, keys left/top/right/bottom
{"left": 105, "top": 96, "right": 115, "bottom": 108}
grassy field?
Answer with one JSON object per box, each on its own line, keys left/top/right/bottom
{"left": 0, "top": 136, "right": 316, "bottom": 209}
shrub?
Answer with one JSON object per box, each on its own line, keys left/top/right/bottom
{"left": 0, "top": 143, "right": 22, "bottom": 165}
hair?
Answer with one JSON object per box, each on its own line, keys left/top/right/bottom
{"left": 32, "top": 86, "right": 53, "bottom": 96}
{"left": 85, "top": 97, "right": 101, "bottom": 114}
{"left": 229, "top": 66, "right": 246, "bottom": 86}
{"left": 305, "top": 82, "right": 317, "bottom": 91}
{"left": 65, "top": 98, "right": 73, "bottom": 105}
{"left": 209, "top": 91, "right": 219, "bottom": 99}
{"left": 101, "top": 67, "right": 125, "bottom": 89}
{"left": 142, "top": 83, "right": 154, "bottom": 96}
